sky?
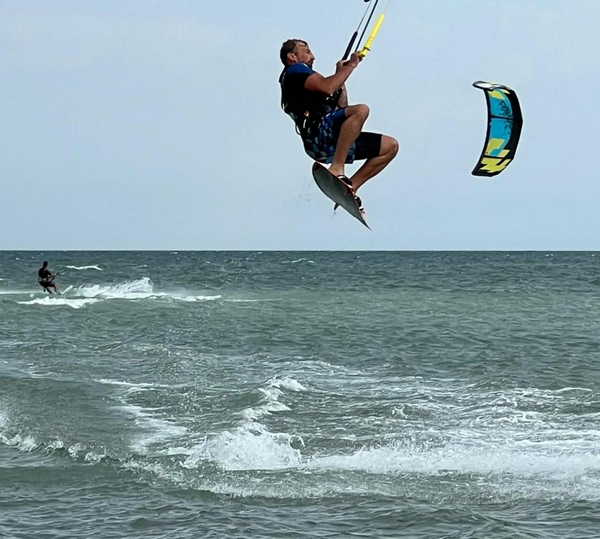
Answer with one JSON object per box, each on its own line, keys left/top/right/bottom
{"left": 1, "top": 0, "right": 599, "bottom": 250}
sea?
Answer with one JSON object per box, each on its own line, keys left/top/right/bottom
{"left": 1, "top": 251, "right": 600, "bottom": 538}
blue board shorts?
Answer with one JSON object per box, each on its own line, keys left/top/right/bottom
{"left": 302, "top": 108, "right": 382, "bottom": 164}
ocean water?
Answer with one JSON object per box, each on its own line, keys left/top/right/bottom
{"left": 1, "top": 251, "right": 600, "bottom": 538}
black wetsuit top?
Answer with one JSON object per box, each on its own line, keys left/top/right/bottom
{"left": 38, "top": 268, "right": 53, "bottom": 284}
{"left": 279, "top": 63, "right": 334, "bottom": 134}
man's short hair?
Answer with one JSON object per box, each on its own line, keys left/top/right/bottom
{"left": 280, "top": 39, "right": 306, "bottom": 65}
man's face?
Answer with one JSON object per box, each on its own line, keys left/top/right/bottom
{"left": 289, "top": 42, "right": 314, "bottom": 67}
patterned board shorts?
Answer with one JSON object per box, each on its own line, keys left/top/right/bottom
{"left": 302, "top": 108, "right": 382, "bottom": 164}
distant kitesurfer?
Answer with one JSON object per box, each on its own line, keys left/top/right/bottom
{"left": 278, "top": 39, "right": 398, "bottom": 201}
{"left": 38, "top": 261, "right": 58, "bottom": 294}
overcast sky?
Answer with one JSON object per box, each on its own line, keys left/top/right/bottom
{"left": 1, "top": 0, "right": 598, "bottom": 250}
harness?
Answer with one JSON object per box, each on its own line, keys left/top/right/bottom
{"left": 279, "top": 67, "right": 336, "bottom": 139}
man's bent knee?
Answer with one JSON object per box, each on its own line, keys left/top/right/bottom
{"left": 381, "top": 135, "right": 399, "bottom": 158}
{"left": 348, "top": 104, "right": 369, "bottom": 121}
{"left": 357, "top": 104, "right": 369, "bottom": 121}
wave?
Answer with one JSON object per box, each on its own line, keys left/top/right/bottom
{"left": 119, "top": 403, "right": 188, "bottom": 454}
{"left": 17, "top": 297, "right": 100, "bottom": 309}
{"left": 0, "top": 287, "right": 45, "bottom": 295}
{"left": 175, "top": 423, "right": 600, "bottom": 500}
{"left": 72, "top": 277, "right": 221, "bottom": 303}
{"left": 12, "top": 278, "right": 221, "bottom": 306}
{"left": 100, "top": 376, "right": 306, "bottom": 460}
{"left": 180, "top": 376, "right": 307, "bottom": 471}
{"left": 0, "top": 410, "right": 106, "bottom": 462}
{"left": 182, "top": 422, "right": 304, "bottom": 471}
{"left": 241, "top": 376, "right": 306, "bottom": 422}
{"left": 267, "top": 376, "right": 307, "bottom": 392}
{"left": 308, "top": 438, "right": 600, "bottom": 479}
{"left": 0, "top": 433, "right": 107, "bottom": 463}
{"left": 73, "top": 277, "right": 153, "bottom": 299}
{"left": 0, "top": 430, "right": 38, "bottom": 452}
{"left": 96, "top": 378, "right": 189, "bottom": 454}
{"left": 281, "top": 258, "right": 315, "bottom": 265}
{"left": 95, "top": 378, "right": 190, "bottom": 394}
{"left": 65, "top": 265, "right": 103, "bottom": 271}
{"left": 223, "top": 299, "right": 278, "bottom": 303}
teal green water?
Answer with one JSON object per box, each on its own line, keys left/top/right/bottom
{"left": 2, "top": 251, "right": 600, "bottom": 537}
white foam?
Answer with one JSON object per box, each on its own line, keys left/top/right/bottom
{"left": 17, "top": 297, "right": 99, "bottom": 309}
{"left": 73, "top": 277, "right": 220, "bottom": 303}
{"left": 47, "top": 439, "right": 65, "bottom": 450}
{"left": 0, "top": 290, "right": 36, "bottom": 295}
{"left": 45, "top": 439, "right": 106, "bottom": 463}
{"left": 65, "top": 265, "right": 103, "bottom": 271}
{"left": 282, "top": 258, "right": 315, "bottom": 264}
{"left": 240, "top": 376, "right": 305, "bottom": 421}
{"left": 182, "top": 376, "right": 308, "bottom": 471}
{"left": 171, "top": 294, "right": 222, "bottom": 302}
{"left": 267, "top": 376, "right": 307, "bottom": 392}
{"left": 555, "top": 387, "right": 593, "bottom": 394}
{"left": 0, "top": 410, "right": 38, "bottom": 453}
{"left": 74, "top": 277, "right": 154, "bottom": 299}
{"left": 68, "top": 443, "right": 85, "bottom": 458}
{"left": 96, "top": 378, "right": 188, "bottom": 392}
{"left": 83, "top": 451, "right": 106, "bottom": 463}
{"left": 122, "top": 459, "right": 186, "bottom": 484}
{"left": 0, "top": 432, "right": 38, "bottom": 452}
{"left": 182, "top": 423, "right": 303, "bottom": 471}
{"left": 224, "top": 298, "right": 277, "bottom": 303}
{"left": 309, "top": 439, "right": 600, "bottom": 479}
{"left": 241, "top": 397, "right": 290, "bottom": 421}
{"left": 119, "top": 403, "right": 187, "bottom": 454}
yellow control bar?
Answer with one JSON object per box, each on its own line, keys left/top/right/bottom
{"left": 358, "top": 14, "right": 385, "bottom": 58}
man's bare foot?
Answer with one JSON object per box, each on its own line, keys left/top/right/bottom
{"left": 333, "top": 175, "right": 362, "bottom": 212}
{"left": 337, "top": 175, "right": 353, "bottom": 189}
{"left": 329, "top": 164, "right": 345, "bottom": 178}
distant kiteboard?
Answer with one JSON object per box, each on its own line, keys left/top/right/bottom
{"left": 312, "top": 162, "right": 369, "bottom": 229}
{"left": 472, "top": 81, "right": 523, "bottom": 178}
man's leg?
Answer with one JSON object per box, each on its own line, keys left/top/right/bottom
{"left": 350, "top": 135, "right": 399, "bottom": 192}
{"left": 328, "top": 104, "right": 369, "bottom": 178}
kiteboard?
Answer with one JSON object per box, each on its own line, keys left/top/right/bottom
{"left": 311, "top": 162, "right": 369, "bottom": 229}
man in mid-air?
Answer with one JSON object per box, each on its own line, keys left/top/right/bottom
{"left": 38, "top": 261, "right": 58, "bottom": 294}
{"left": 278, "top": 39, "right": 398, "bottom": 202}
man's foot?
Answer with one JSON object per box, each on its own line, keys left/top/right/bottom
{"left": 328, "top": 165, "right": 345, "bottom": 178}
{"left": 354, "top": 195, "right": 364, "bottom": 213}
{"left": 333, "top": 175, "right": 354, "bottom": 211}
{"left": 334, "top": 196, "right": 364, "bottom": 213}
{"left": 334, "top": 175, "right": 362, "bottom": 211}
{"left": 337, "top": 175, "right": 353, "bottom": 187}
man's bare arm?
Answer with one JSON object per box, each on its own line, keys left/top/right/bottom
{"left": 304, "top": 53, "right": 360, "bottom": 96}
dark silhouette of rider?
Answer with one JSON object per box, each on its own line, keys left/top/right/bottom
{"left": 38, "top": 261, "right": 58, "bottom": 294}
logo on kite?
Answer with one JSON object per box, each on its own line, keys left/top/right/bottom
{"left": 472, "top": 81, "right": 523, "bottom": 178}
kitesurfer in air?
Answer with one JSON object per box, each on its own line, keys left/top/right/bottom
{"left": 38, "top": 261, "right": 58, "bottom": 294}
{"left": 278, "top": 39, "right": 398, "bottom": 201}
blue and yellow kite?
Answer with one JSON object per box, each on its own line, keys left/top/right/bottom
{"left": 472, "top": 81, "right": 523, "bottom": 178}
